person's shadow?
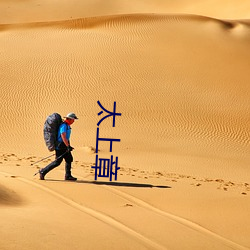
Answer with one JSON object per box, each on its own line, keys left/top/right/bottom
{"left": 76, "top": 180, "right": 170, "bottom": 189}
{"left": 46, "top": 179, "right": 171, "bottom": 188}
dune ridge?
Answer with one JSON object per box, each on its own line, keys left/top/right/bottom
{"left": 1, "top": 13, "right": 250, "bottom": 30}
{"left": 1, "top": 0, "right": 250, "bottom": 24}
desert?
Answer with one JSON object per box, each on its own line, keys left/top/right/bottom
{"left": 0, "top": 1, "right": 250, "bottom": 249}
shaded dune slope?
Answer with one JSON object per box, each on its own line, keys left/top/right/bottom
{"left": 0, "top": 184, "right": 23, "bottom": 206}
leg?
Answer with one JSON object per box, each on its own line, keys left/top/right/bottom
{"left": 64, "top": 152, "right": 77, "bottom": 181}
{"left": 39, "top": 150, "right": 64, "bottom": 179}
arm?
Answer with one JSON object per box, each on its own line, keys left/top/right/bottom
{"left": 61, "top": 132, "right": 70, "bottom": 147}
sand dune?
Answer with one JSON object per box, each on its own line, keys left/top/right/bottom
{"left": 1, "top": 0, "right": 250, "bottom": 24}
{"left": 0, "top": 3, "right": 250, "bottom": 250}
{"left": 1, "top": 14, "right": 250, "bottom": 180}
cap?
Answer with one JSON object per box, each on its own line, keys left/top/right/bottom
{"left": 64, "top": 112, "right": 78, "bottom": 120}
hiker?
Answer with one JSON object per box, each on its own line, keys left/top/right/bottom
{"left": 39, "top": 112, "right": 78, "bottom": 181}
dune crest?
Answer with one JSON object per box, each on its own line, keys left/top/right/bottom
{"left": 1, "top": 13, "right": 250, "bottom": 30}
{"left": 1, "top": 0, "right": 250, "bottom": 24}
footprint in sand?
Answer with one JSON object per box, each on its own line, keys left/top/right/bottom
{"left": 124, "top": 203, "right": 133, "bottom": 207}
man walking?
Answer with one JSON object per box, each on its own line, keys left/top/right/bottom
{"left": 39, "top": 112, "right": 78, "bottom": 181}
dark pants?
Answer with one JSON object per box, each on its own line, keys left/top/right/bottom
{"left": 40, "top": 149, "right": 73, "bottom": 177}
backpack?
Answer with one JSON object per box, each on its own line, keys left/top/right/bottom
{"left": 43, "top": 113, "right": 63, "bottom": 151}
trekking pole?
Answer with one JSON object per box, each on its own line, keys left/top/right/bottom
{"left": 33, "top": 151, "right": 69, "bottom": 176}
{"left": 31, "top": 153, "right": 55, "bottom": 166}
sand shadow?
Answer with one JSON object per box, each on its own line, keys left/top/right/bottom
{"left": 0, "top": 184, "right": 24, "bottom": 206}
{"left": 46, "top": 179, "right": 171, "bottom": 189}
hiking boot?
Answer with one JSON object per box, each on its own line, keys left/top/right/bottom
{"left": 39, "top": 170, "right": 45, "bottom": 180}
{"left": 65, "top": 175, "right": 77, "bottom": 181}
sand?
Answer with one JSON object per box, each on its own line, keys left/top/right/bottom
{"left": 0, "top": 1, "right": 250, "bottom": 249}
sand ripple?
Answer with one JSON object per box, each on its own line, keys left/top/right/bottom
{"left": 0, "top": 14, "right": 249, "bottom": 180}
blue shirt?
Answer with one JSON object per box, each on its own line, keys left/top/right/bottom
{"left": 57, "top": 122, "right": 71, "bottom": 143}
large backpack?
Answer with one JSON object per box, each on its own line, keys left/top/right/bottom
{"left": 43, "top": 113, "right": 63, "bottom": 151}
